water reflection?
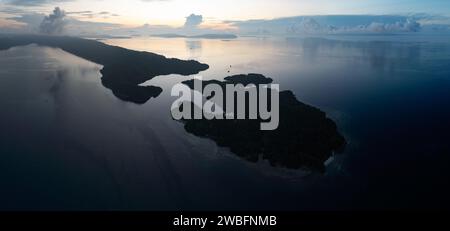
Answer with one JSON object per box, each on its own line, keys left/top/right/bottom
{"left": 284, "top": 37, "right": 424, "bottom": 71}
{"left": 106, "top": 36, "right": 450, "bottom": 209}
{"left": 185, "top": 39, "right": 203, "bottom": 59}
{"left": 1, "top": 35, "right": 450, "bottom": 210}
{"left": 0, "top": 45, "right": 216, "bottom": 209}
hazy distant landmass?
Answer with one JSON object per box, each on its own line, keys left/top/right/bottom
{"left": 0, "top": 34, "right": 209, "bottom": 104}
{"left": 179, "top": 74, "right": 346, "bottom": 171}
{"left": 151, "top": 33, "right": 238, "bottom": 39}
{"left": 83, "top": 35, "right": 134, "bottom": 40}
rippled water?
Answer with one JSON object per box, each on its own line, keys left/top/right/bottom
{"left": 1, "top": 35, "right": 450, "bottom": 210}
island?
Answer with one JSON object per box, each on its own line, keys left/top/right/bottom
{"left": 178, "top": 74, "right": 347, "bottom": 172}
{"left": 0, "top": 34, "right": 209, "bottom": 104}
{"left": 151, "top": 33, "right": 238, "bottom": 39}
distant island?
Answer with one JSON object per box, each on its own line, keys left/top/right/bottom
{"left": 151, "top": 33, "right": 238, "bottom": 39}
{"left": 0, "top": 34, "right": 209, "bottom": 104}
{"left": 178, "top": 74, "right": 346, "bottom": 171}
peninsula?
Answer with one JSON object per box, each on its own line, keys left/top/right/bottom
{"left": 0, "top": 34, "right": 209, "bottom": 104}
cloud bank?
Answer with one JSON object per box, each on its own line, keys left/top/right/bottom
{"left": 232, "top": 15, "right": 429, "bottom": 35}
{"left": 1, "top": 6, "right": 450, "bottom": 38}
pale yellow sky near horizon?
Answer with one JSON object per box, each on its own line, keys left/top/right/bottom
{"left": 55, "top": 0, "right": 353, "bottom": 26}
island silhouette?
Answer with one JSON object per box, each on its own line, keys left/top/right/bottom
{"left": 0, "top": 34, "right": 209, "bottom": 104}
{"left": 151, "top": 34, "right": 238, "bottom": 39}
{"left": 178, "top": 74, "right": 346, "bottom": 171}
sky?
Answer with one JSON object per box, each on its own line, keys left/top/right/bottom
{"left": 1, "top": 0, "right": 450, "bottom": 36}
{"left": 1, "top": 0, "right": 450, "bottom": 27}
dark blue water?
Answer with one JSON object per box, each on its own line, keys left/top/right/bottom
{"left": 1, "top": 36, "right": 450, "bottom": 210}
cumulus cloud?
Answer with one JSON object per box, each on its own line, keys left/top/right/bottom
{"left": 39, "top": 7, "right": 67, "bottom": 34}
{"left": 233, "top": 15, "right": 424, "bottom": 35}
{"left": 184, "top": 14, "right": 203, "bottom": 28}
{"left": 339, "top": 19, "right": 421, "bottom": 33}
{"left": 288, "top": 18, "right": 323, "bottom": 34}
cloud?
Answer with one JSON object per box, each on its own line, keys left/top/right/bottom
{"left": 364, "top": 19, "right": 420, "bottom": 33}
{"left": 39, "top": 7, "right": 67, "bottom": 34}
{"left": 103, "top": 12, "right": 234, "bottom": 38}
{"left": 66, "top": 10, "right": 120, "bottom": 19}
{"left": 287, "top": 17, "right": 421, "bottom": 34}
{"left": 184, "top": 14, "right": 203, "bottom": 28}
{"left": 4, "top": 0, "right": 74, "bottom": 6}
{"left": 12, "top": 13, "right": 42, "bottom": 23}
{"left": 1, "top": 6, "right": 125, "bottom": 36}
{"left": 232, "top": 15, "right": 427, "bottom": 35}
{"left": 2, "top": 9, "right": 447, "bottom": 37}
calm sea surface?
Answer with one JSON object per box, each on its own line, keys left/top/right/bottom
{"left": 1, "top": 35, "right": 450, "bottom": 210}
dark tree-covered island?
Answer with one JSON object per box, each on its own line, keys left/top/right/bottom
{"left": 179, "top": 74, "right": 346, "bottom": 172}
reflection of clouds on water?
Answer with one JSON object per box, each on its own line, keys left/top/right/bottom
{"left": 0, "top": 45, "right": 191, "bottom": 209}
{"left": 2, "top": 36, "right": 450, "bottom": 210}
{"left": 284, "top": 37, "right": 426, "bottom": 73}
{"left": 231, "top": 61, "right": 266, "bottom": 71}
{"left": 185, "top": 39, "right": 202, "bottom": 59}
